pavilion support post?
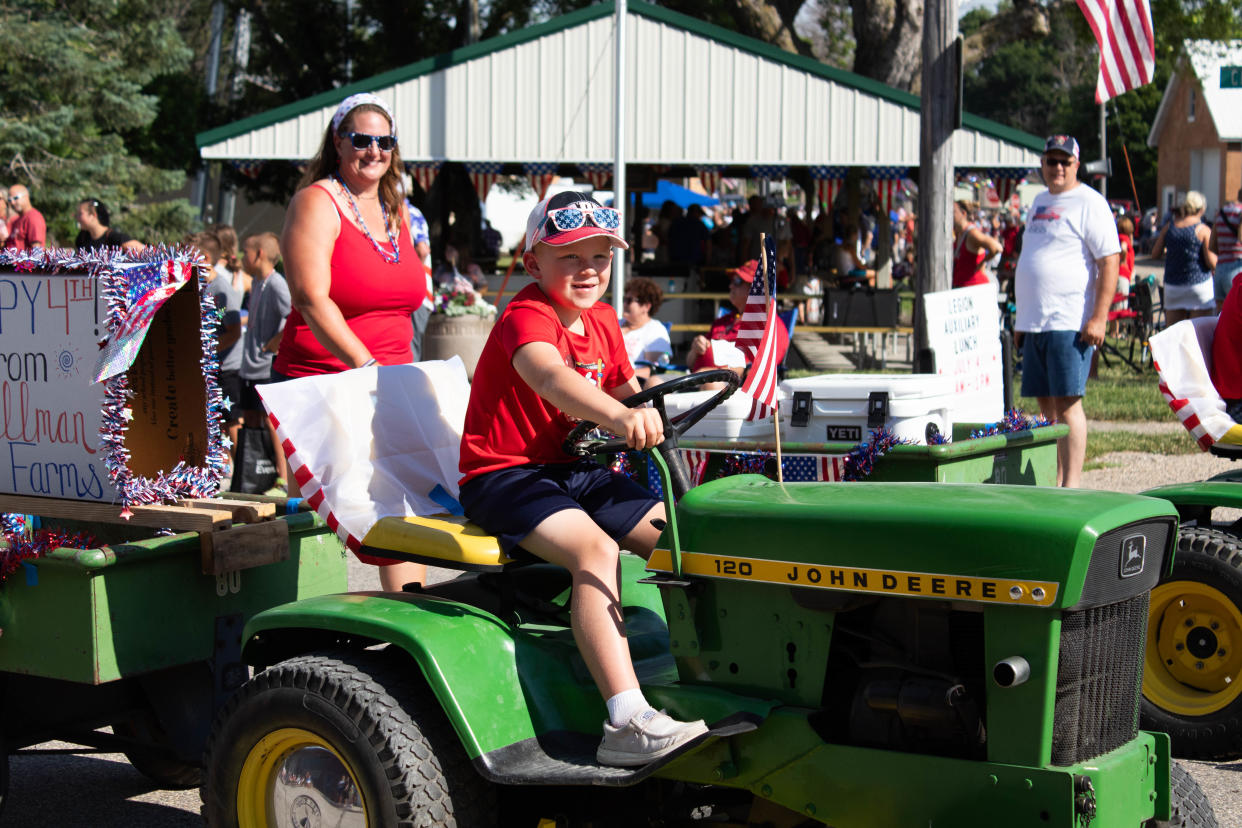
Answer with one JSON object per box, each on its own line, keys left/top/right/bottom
{"left": 915, "top": 0, "right": 959, "bottom": 371}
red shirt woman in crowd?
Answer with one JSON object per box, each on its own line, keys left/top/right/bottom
{"left": 952, "top": 200, "right": 1002, "bottom": 289}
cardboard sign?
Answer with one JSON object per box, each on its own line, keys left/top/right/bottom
{"left": 0, "top": 252, "right": 220, "bottom": 505}
{"left": 922, "top": 283, "right": 1004, "bottom": 423}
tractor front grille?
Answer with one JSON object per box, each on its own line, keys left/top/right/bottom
{"left": 1051, "top": 593, "right": 1148, "bottom": 766}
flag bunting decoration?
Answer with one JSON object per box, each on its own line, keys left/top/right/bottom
{"left": 578, "top": 163, "right": 613, "bottom": 190}
{"left": 230, "top": 160, "right": 264, "bottom": 180}
{"left": 868, "top": 167, "right": 908, "bottom": 213}
{"left": 989, "top": 168, "right": 1030, "bottom": 206}
{"left": 809, "top": 165, "right": 849, "bottom": 208}
{"left": 406, "top": 161, "right": 442, "bottom": 193}
{"left": 466, "top": 162, "right": 505, "bottom": 201}
{"left": 750, "top": 164, "right": 788, "bottom": 181}
{"left": 1076, "top": 0, "right": 1155, "bottom": 103}
{"left": 525, "top": 162, "right": 558, "bottom": 200}
{"left": 697, "top": 166, "right": 722, "bottom": 195}
{"left": 740, "top": 236, "right": 782, "bottom": 422}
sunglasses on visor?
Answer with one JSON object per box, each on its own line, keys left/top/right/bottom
{"left": 346, "top": 132, "right": 397, "bottom": 152}
{"left": 546, "top": 205, "right": 622, "bottom": 233}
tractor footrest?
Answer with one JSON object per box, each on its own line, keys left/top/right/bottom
{"left": 472, "top": 715, "right": 760, "bottom": 787}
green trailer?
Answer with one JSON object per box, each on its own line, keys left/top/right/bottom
{"left": 0, "top": 500, "right": 348, "bottom": 800}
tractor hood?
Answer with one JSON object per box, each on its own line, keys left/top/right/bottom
{"left": 651, "top": 476, "right": 1178, "bottom": 611}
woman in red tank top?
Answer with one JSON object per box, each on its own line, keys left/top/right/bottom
{"left": 277, "top": 93, "right": 428, "bottom": 590}
{"left": 952, "top": 200, "right": 1002, "bottom": 289}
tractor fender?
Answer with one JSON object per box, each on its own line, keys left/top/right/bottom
{"left": 1142, "top": 480, "right": 1242, "bottom": 518}
{"left": 239, "top": 591, "right": 540, "bottom": 761}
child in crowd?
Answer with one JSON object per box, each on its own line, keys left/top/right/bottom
{"left": 458, "top": 191, "right": 708, "bottom": 767}
{"left": 189, "top": 231, "right": 244, "bottom": 461}
{"left": 239, "top": 232, "right": 291, "bottom": 490}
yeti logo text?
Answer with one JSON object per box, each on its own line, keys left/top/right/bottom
{"left": 1119, "top": 534, "right": 1146, "bottom": 579}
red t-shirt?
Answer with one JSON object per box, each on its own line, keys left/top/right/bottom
{"left": 691, "top": 309, "right": 790, "bottom": 371}
{"left": 5, "top": 208, "right": 45, "bottom": 250}
{"left": 1212, "top": 278, "right": 1242, "bottom": 400}
{"left": 274, "top": 186, "right": 426, "bottom": 377}
{"left": 1118, "top": 234, "right": 1135, "bottom": 280}
{"left": 459, "top": 284, "right": 634, "bottom": 484}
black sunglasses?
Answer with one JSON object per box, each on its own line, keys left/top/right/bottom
{"left": 346, "top": 132, "right": 397, "bottom": 152}
{"left": 1043, "top": 157, "right": 1074, "bottom": 169}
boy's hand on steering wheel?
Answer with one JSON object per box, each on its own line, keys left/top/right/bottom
{"left": 610, "top": 406, "right": 664, "bottom": 451}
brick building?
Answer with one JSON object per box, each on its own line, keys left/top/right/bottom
{"left": 1148, "top": 40, "right": 1242, "bottom": 218}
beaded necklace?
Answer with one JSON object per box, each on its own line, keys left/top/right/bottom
{"left": 333, "top": 173, "right": 400, "bottom": 264}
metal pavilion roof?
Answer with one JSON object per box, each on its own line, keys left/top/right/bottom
{"left": 195, "top": 1, "right": 1042, "bottom": 171}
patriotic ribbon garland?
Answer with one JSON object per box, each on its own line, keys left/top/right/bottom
{"left": 0, "top": 513, "right": 98, "bottom": 584}
{"left": 809, "top": 165, "right": 848, "bottom": 208}
{"left": 405, "top": 161, "right": 442, "bottom": 193}
{"left": 968, "top": 409, "right": 1051, "bottom": 440}
{"left": 465, "top": 162, "right": 505, "bottom": 201}
{"left": 525, "top": 162, "right": 558, "bottom": 200}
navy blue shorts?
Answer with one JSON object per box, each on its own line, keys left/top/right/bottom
{"left": 459, "top": 459, "right": 660, "bottom": 554}
{"left": 1021, "top": 330, "right": 1093, "bottom": 398}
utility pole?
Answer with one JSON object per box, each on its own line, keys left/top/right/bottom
{"left": 217, "top": 8, "right": 251, "bottom": 228}
{"left": 196, "top": 0, "right": 226, "bottom": 222}
{"left": 914, "top": 0, "right": 959, "bottom": 371}
{"left": 612, "top": 0, "right": 627, "bottom": 310}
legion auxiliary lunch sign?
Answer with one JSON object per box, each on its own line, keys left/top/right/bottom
{"left": 922, "top": 282, "right": 1004, "bottom": 423}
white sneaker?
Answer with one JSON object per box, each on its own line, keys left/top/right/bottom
{"left": 596, "top": 709, "right": 709, "bottom": 767}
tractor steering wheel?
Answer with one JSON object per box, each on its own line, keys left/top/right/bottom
{"left": 563, "top": 369, "right": 739, "bottom": 500}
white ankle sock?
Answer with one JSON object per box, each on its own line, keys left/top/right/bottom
{"left": 605, "top": 688, "right": 650, "bottom": 727}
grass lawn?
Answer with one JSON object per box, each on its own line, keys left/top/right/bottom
{"left": 1015, "top": 337, "right": 1172, "bottom": 422}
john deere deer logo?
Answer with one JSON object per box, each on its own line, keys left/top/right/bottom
{"left": 1119, "top": 535, "right": 1146, "bottom": 579}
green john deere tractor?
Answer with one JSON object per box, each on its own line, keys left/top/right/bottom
{"left": 201, "top": 372, "right": 1216, "bottom": 827}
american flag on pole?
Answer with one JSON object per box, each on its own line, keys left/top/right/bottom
{"left": 405, "top": 161, "right": 442, "bottom": 193}
{"left": 809, "top": 165, "right": 848, "bottom": 209}
{"left": 525, "top": 162, "right": 558, "bottom": 200}
{"left": 697, "top": 166, "right": 722, "bottom": 195}
{"left": 1076, "top": 0, "right": 1155, "bottom": 103}
{"left": 93, "top": 260, "right": 195, "bottom": 381}
{"left": 740, "top": 237, "right": 781, "bottom": 421}
{"left": 868, "top": 167, "right": 908, "bottom": 213}
{"left": 578, "top": 163, "right": 613, "bottom": 190}
{"left": 466, "top": 162, "right": 505, "bottom": 201}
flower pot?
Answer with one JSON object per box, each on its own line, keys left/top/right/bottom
{"left": 422, "top": 313, "right": 494, "bottom": 380}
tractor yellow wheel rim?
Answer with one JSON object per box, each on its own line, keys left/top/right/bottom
{"left": 1144, "top": 580, "right": 1242, "bottom": 716}
{"left": 236, "top": 727, "right": 369, "bottom": 828}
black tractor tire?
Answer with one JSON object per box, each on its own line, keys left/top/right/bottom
{"left": 201, "top": 649, "right": 496, "bottom": 827}
{"left": 1142, "top": 526, "right": 1242, "bottom": 760}
{"left": 113, "top": 721, "right": 202, "bottom": 789}
{"left": 1147, "top": 760, "right": 1217, "bottom": 827}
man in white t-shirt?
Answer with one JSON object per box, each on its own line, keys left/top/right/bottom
{"left": 1015, "top": 134, "right": 1120, "bottom": 488}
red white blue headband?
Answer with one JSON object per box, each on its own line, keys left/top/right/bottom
{"left": 331, "top": 93, "right": 394, "bottom": 134}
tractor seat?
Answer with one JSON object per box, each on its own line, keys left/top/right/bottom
{"left": 358, "top": 514, "right": 519, "bottom": 572}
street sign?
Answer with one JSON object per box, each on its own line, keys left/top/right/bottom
{"left": 1222, "top": 66, "right": 1242, "bottom": 89}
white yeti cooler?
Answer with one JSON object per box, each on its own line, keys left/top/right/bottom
{"left": 778, "top": 374, "right": 954, "bottom": 445}
{"left": 662, "top": 389, "right": 774, "bottom": 439}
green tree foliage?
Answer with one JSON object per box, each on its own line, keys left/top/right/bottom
{"left": 0, "top": 0, "right": 199, "bottom": 246}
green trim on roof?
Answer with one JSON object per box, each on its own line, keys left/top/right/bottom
{"left": 196, "top": 0, "right": 1042, "bottom": 155}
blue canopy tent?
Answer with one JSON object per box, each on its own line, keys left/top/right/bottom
{"left": 632, "top": 179, "right": 719, "bottom": 209}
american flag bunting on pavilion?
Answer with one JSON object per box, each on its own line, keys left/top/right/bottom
{"left": 740, "top": 237, "right": 781, "bottom": 422}
{"left": 809, "top": 165, "right": 848, "bottom": 208}
{"left": 989, "top": 168, "right": 1030, "bottom": 206}
{"left": 525, "top": 162, "right": 558, "bottom": 200}
{"left": 750, "top": 164, "right": 788, "bottom": 181}
{"left": 1076, "top": 0, "right": 1155, "bottom": 103}
{"left": 406, "top": 161, "right": 442, "bottom": 193}
{"left": 578, "top": 163, "right": 613, "bottom": 190}
{"left": 465, "top": 162, "right": 505, "bottom": 201}
{"left": 697, "top": 166, "right": 722, "bottom": 195}
{"left": 230, "top": 160, "right": 264, "bottom": 180}
{"left": 868, "top": 167, "right": 908, "bottom": 213}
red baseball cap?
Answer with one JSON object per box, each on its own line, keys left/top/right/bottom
{"left": 732, "top": 260, "right": 759, "bottom": 283}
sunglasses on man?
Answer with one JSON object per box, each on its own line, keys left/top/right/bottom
{"left": 1042, "top": 156, "right": 1074, "bottom": 169}
{"left": 346, "top": 132, "right": 397, "bottom": 152}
